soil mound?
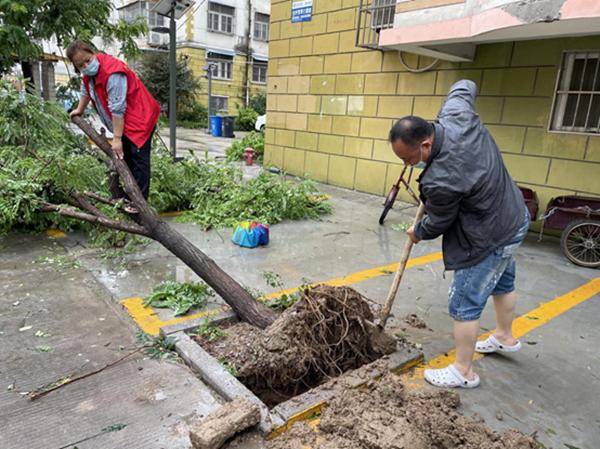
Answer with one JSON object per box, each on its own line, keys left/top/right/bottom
{"left": 268, "top": 373, "right": 538, "bottom": 449}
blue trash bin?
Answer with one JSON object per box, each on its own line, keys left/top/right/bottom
{"left": 209, "top": 115, "right": 223, "bottom": 137}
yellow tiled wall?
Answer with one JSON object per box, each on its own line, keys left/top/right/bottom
{"left": 265, "top": 0, "right": 600, "bottom": 221}
{"left": 180, "top": 46, "right": 267, "bottom": 115}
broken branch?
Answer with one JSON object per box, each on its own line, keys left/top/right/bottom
{"left": 41, "top": 202, "right": 150, "bottom": 236}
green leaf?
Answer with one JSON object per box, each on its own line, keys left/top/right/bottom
{"left": 144, "top": 281, "right": 214, "bottom": 316}
{"left": 101, "top": 423, "right": 127, "bottom": 433}
{"left": 34, "top": 346, "right": 53, "bottom": 353}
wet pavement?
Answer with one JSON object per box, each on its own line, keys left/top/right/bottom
{"left": 0, "top": 235, "right": 222, "bottom": 449}
{"left": 1, "top": 181, "right": 599, "bottom": 449}
{"left": 157, "top": 127, "right": 251, "bottom": 160}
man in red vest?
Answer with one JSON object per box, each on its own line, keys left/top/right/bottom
{"left": 67, "top": 40, "right": 160, "bottom": 211}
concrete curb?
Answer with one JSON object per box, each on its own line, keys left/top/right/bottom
{"left": 173, "top": 331, "right": 280, "bottom": 434}
{"left": 160, "top": 310, "right": 238, "bottom": 336}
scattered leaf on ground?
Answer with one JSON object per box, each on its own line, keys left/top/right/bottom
{"left": 144, "top": 281, "right": 214, "bottom": 316}
{"left": 34, "top": 346, "right": 53, "bottom": 353}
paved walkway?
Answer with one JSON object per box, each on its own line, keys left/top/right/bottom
{"left": 1, "top": 183, "right": 598, "bottom": 448}
{"left": 158, "top": 127, "right": 251, "bottom": 160}
{"left": 0, "top": 235, "right": 222, "bottom": 449}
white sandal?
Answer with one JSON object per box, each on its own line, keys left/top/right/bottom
{"left": 475, "top": 335, "right": 522, "bottom": 354}
{"left": 424, "top": 364, "right": 480, "bottom": 389}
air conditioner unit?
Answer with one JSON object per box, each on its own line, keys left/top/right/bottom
{"left": 148, "top": 31, "right": 169, "bottom": 47}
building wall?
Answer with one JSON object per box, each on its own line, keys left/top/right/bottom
{"left": 179, "top": 46, "right": 266, "bottom": 115}
{"left": 179, "top": 0, "right": 270, "bottom": 59}
{"left": 264, "top": 0, "right": 600, "bottom": 220}
{"left": 177, "top": 0, "right": 269, "bottom": 114}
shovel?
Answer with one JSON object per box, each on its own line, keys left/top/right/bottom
{"left": 365, "top": 202, "right": 426, "bottom": 352}
{"left": 378, "top": 201, "right": 427, "bottom": 329}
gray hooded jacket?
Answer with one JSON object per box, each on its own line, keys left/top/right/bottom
{"left": 414, "top": 80, "right": 526, "bottom": 271}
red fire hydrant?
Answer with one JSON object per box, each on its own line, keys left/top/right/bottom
{"left": 244, "top": 147, "right": 255, "bottom": 166}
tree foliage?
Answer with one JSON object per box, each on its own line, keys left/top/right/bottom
{"left": 0, "top": 80, "right": 331, "bottom": 241}
{"left": 249, "top": 92, "right": 266, "bottom": 116}
{"left": 0, "top": 0, "right": 148, "bottom": 75}
{"left": 226, "top": 131, "right": 264, "bottom": 162}
{"left": 137, "top": 51, "right": 201, "bottom": 113}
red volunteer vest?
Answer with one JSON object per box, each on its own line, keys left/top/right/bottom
{"left": 82, "top": 53, "right": 160, "bottom": 148}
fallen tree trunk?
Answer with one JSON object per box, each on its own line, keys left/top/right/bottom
{"left": 63, "top": 117, "right": 276, "bottom": 329}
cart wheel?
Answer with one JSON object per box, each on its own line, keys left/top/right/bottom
{"left": 379, "top": 186, "right": 400, "bottom": 225}
{"left": 560, "top": 219, "right": 600, "bottom": 268}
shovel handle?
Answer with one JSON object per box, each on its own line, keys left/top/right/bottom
{"left": 378, "top": 202, "right": 426, "bottom": 328}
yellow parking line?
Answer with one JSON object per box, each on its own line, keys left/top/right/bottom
{"left": 46, "top": 229, "right": 67, "bottom": 239}
{"left": 403, "top": 277, "right": 600, "bottom": 388}
{"left": 120, "top": 297, "right": 163, "bottom": 336}
{"left": 263, "top": 251, "right": 442, "bottom": 300}
{"left": 121, "top": 251, "right": 443, "bottom": 335}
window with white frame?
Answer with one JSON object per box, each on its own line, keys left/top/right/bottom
{"left": 550, "top": 51, "right": 600, "bottom": 134}
{"left": 210, "top": 96, "right": 229, "bottom": 113}
{"left": 208, "top": 2, "right": 234, "bottom": 34}
{"left": 148, "top": 10, "right": 165, "bottom": 27}
{"left": 254, "top": 12, "right": 269, "bottom": 41}
{"left": 119, "top": 1, "right": 144, "bottom": 23}
{"left": 119, "top": 1, "right": 163, "bottom": 25}
{"left": 207, "top": 53, "right": 233, "bottom": 80}
{"left": 252, "top": 60, "right": 267, "bottom": 84}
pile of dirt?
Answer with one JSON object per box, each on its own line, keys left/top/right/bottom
{"left": 268, "top": 374, "right": 538, "bottom": 449}
{"left": 402, "top": 313, "right": 428, "bottom": 329}
{"left": 195, "top": 285, "right": 397, "bottom": 406}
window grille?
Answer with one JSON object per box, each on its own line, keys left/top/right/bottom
{"left": 550, "top": 51, "right": 600, "bottom": 135}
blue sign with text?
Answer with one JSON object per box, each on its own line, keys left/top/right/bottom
{"left": 291, "top": 0, "right": 312, "bottom": 23}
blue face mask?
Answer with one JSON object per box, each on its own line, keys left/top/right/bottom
{"left": 81, "top": 57, "right": 99, "bottom": 76}
{"left": 412, "top": 145, "right": 427, "bottom": 169}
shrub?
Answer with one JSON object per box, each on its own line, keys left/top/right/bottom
{"left": 176, "top": 102, "right": 208, "bottom": 129}
{"left": 235, "top": 106, "right": 259, "bottom": 131}
{"left": 249, "top": 92, "right": 266, "bottom": 115}
{"left": 225, "top": 132, "right": 264, "bottom": 162}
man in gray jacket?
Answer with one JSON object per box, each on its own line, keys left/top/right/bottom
{"left": 389, "top": 80, "right": 529, "bottom": 388}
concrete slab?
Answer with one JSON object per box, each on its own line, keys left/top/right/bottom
{"left": 0, "top": 234, "right": 222, "bottom": 449}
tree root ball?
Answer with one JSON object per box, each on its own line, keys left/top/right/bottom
{"left": 196, "top": 285, "right": 397, "bottom": 405}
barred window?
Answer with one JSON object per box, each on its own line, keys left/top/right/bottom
{"left": 371, "top": 0, "right": 395, "bottom": 29}
{"left": 208, "top": 54, "right": 233, "bottom": 80}
{"left": 254, "top": 12, "right": 269, "bottom": 41}
{"left": 210, "top": 96, "right": 229, "bottom": 113}
{"left": 252, "top": 62, "right": 267, "bottom": 84}
{"left": 208, "top": 2, "right": 234, "bottom": 34}
{"left": 550, "top": 51, "right": 600, "bottom": 134}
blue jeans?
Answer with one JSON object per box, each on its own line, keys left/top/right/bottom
{"left": 448, "top": 208, "right": 530, "bottom": 321}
